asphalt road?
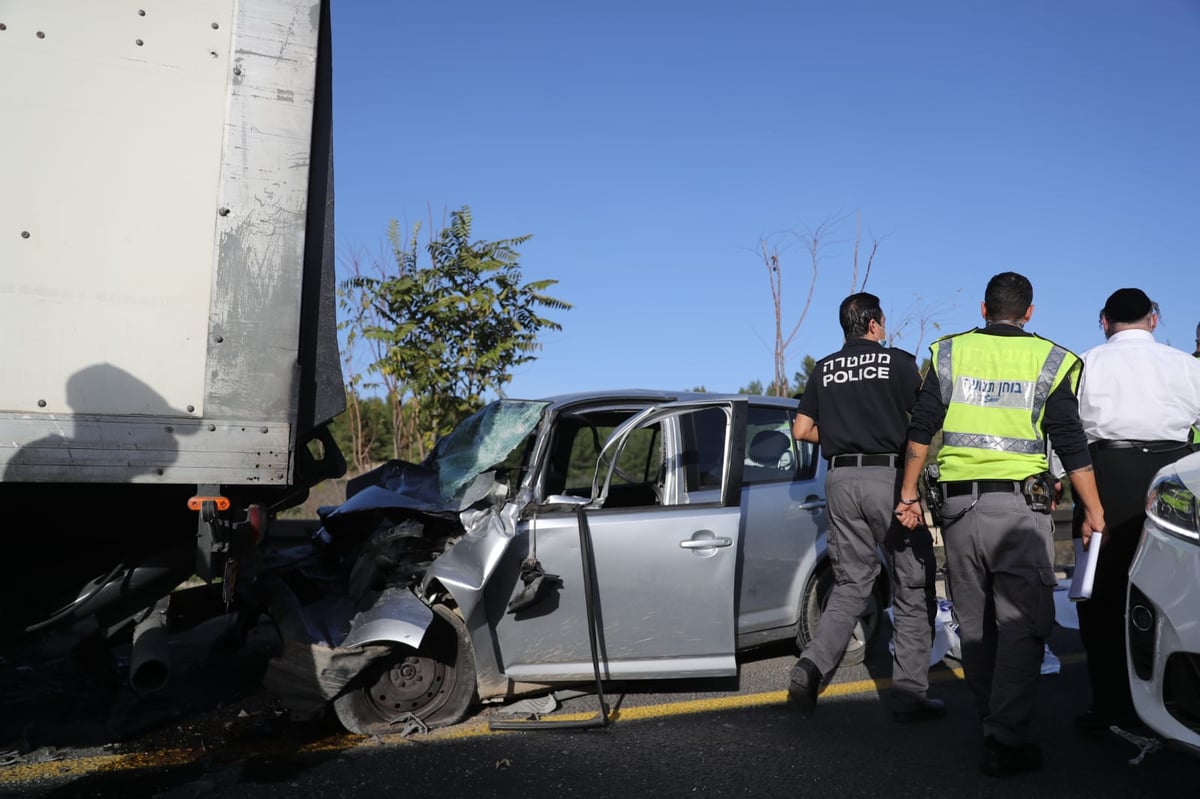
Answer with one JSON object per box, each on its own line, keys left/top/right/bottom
{"left": 3, "top": 511, "right": 1197, "bottom": 798}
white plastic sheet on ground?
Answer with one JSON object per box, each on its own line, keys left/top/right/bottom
{"left": 889, "top": 596, "right": 1062, "bottom": 674}
{"left": 888, "top": 599, "right": 959, "bottom": 666}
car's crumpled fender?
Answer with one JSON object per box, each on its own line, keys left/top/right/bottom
{"left": 262, "top": 586, "right": 433, "bottom": 718}
{"left": 421, "top": 488, "right": 529, "bottom": 621}
{"left": 342, "top": 585, "right": 435, "bottom": 649}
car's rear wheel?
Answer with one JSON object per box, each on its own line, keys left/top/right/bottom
{"left": 334, "top": 604, "right": 477, "bottom": 734}
{"left": 797, "top": 564, "right": 882, "bottom": 668}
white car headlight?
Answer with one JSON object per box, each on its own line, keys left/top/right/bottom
{"left": 1146, "top": 470, "right": 1200, "bottom": 543}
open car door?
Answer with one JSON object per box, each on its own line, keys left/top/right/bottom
{"left": 491, "top": 399, "right": 747, "bottom": 683}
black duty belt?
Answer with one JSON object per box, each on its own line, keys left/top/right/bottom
{"left": 1090, "top": 439, "right": 1189, "bottom": 453}
{"left": 942, "top": 480, "right": 1021, "bottom": 498}
{"left": 830, "top": 453, "right": 898, "bottom": 468}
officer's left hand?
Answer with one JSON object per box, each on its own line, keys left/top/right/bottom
{"left": 893, "top": 502, "right": 922, "bottom": 529}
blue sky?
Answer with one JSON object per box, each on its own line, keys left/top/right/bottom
{"left": 329, "top": 1, "right": 1200, "bottom": 400}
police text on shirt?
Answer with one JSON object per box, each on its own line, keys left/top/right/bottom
{"left": 821, "top": 352, "right": 891, "bottom": 386}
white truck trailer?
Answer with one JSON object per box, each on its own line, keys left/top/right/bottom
{"left": 0, "top": 0, "right": 345, "bottom": 686}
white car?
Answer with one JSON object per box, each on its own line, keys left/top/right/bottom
{"left": 1127, "top": 449, "right": 1200, "bottom": 754}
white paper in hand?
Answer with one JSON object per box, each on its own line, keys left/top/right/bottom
{"left": 1068, "top": 532, "right": 1102, "bottom": 602}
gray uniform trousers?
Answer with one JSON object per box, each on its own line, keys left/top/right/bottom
{"left": 940, "top": 488, "right": 1057, "bottom": 746}
{"left": 800, "top": 464, "right": 937, "bottom": 709}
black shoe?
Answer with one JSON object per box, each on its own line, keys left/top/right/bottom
{"left": 892, "top": 697, "right": 946, "bottom": 724}
{"left": 787, "top": 657, "right": 821, "bottom": 716}
{"left": 980, "top": 736, "right": 1044, "bottom": 778}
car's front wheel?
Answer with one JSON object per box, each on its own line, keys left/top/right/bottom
{"left": 797, "top": 565, "right": 883, "bottom": 668}
{"left": 333, "top": 604, "right": 478, "bottom": 734}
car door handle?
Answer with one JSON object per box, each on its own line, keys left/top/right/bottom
{"left": 798, "top": 495, "right": 826, "bottom": 511}
{"left": 680, "top": 537, "right": 733, "bottom": 549}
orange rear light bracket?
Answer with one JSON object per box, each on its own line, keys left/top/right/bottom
{"left": 188, "top": 495, "right": 231, "bottom": 512}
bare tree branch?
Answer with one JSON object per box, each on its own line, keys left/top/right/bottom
{"left": 851, "top": 212, "right": 861, "bottom": 292}
{"left": 860, "top": 238, "right": 880, "bottom": 291}
{"left": 756, "top": 223, "right": 822, "bottom": 397}
{"left": 755, "top": 211, "right": 941, "bottom": 396}
{"left": 884, "top": 289, "right": 962, "bottom": 356}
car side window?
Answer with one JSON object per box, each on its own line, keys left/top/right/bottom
{"left": 744, "top": 406, "right": 810, "bottom": 484}
{"left": 597, "top": 423, "right": 663, "bottom": 507}
{"left": 562, "top": 425, "right": 603, "bottom": 494}
{"left": 611, "top": 425, "right": 662, "bottom": 478}
{"left": 553, "top": 417, "right": 664, "bottom": 508}
{"left": 680, "top": 406, "right": 727, "bottom": 493}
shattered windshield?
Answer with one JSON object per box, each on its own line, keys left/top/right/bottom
{"left": 432, "top": 400, "right": 548, "bottom": 499}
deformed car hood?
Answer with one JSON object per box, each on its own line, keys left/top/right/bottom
{"left": 311, "top": 399, "right": 551, "bottom": 638}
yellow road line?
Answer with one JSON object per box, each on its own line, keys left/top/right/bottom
{"left": 0, "top": 652, "right": 1087, "bottom": 786}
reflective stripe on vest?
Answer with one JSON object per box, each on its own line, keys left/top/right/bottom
{"left": 942, "top": 432, "right": 1045, "bottom": 455}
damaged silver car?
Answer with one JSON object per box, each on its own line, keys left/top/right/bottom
{"left": 258, "top": 390, "right": 889, "bottom": 733}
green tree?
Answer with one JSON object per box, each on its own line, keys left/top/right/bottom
{"left": 328, "top": 392, "right": 394, "bottom": 471}
{"left": 791, "top": 354, "right": 817, "bottom": 395}
{"left": 738, "top": 354, "right": 816, "bottom": 398}
{"left": 339, "top": 239, "right": 412, "bottom": 465}
{"left": 343, "top": 206, "right": 571, "bottom": 457}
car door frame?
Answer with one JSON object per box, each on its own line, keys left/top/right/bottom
{"left": 734, "top": 402, "right": 828, "bottom": 648}
{"left": 485, "top": 398, "right": 747, "bottom": 684}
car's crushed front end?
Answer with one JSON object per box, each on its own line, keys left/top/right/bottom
{"left": 1127, "top": 449, "right": 1200, "bottom": 755}
{"left": 255, "top": 399, "right": 548, "bottom": 732}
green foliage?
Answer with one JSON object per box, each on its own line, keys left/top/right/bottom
{"left": 792, "top": 355, "right": 817, "bottom": 395}
{"left": 328, "top": 392, "right": 394, "bottom": 467}
{"left": 744, "top": 354, "right": 817, "bottom": 396}
{"left": 341, "top": 206, "right": 571, "bottom": 450}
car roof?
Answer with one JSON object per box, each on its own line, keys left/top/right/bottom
{"left": 521, "top": 389, "right": 799, "bottom": 412}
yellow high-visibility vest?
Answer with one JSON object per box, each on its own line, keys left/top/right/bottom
{"left": 932, "top": 330, "right": 1081, "bottom": 482}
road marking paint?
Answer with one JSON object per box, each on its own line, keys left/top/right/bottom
{"left": 0, "top": 652, "right": 1088, "bottom": 786}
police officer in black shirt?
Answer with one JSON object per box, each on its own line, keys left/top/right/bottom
{"left": 787, "top": 292, "right": 943, "bottom": 723}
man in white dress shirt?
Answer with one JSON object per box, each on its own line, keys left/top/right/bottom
{"left": 1073, "top": 288, "right": 1200, "bottom": 733}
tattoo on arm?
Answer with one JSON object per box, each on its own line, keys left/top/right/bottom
{"left": 905, "top": 447, "right": 919, "bottom": 463}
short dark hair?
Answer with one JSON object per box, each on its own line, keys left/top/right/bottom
{"left": 984, "top": 272, "right": 1033, "bottom": 321}
{"left": 839, "top": 292, "right": 883, "bottom": 339}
